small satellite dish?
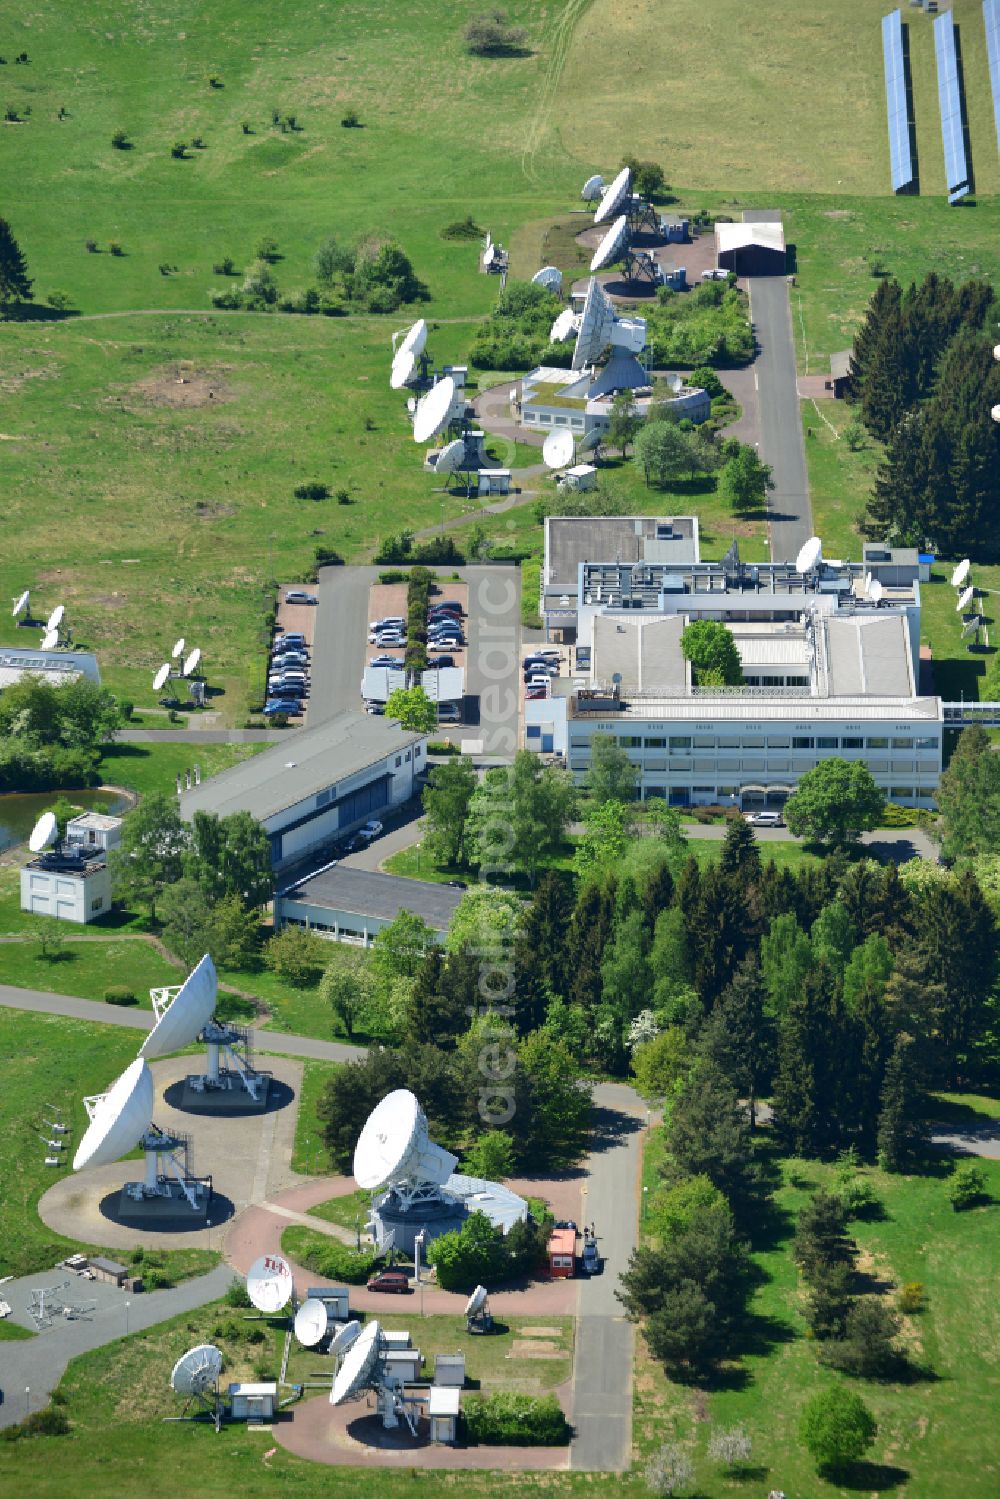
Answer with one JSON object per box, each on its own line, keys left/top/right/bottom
{"left": 591, "top": 215, "right": 629, "bottom": 272}
{"left": 951, "top": 558, "right": 971, "bottom": 587}
{"left": 398, "top": 319, "right": 427, "bottom": 361}
{"left": 29, "top": 811, "right": 58, "bottom": 853}
{"left": 957, "top": 585, "right": 975, "bottom": 612}
{"left": 795, "top": 536, "right": 823, "bottom": 574}
{"left": 353, "top": 1088, "right": 458, "bottom": 1191}
{"left": 666, "top": 373, "right": 683, "bottom": 394}
{"left": 543, "top": 429, "right": 575, "bottom": 470}
{"left": 171, "top": 1344, "right": 223, "bottom": 1397}
{"left": 330, "top": 1319, "right": 362, "bottom": 1357}
{"left": 484, "top": 245, "right": 496, "bottom": 269}
{"left": 153, "top": 663, "right": 171, "bottom": 692}
{"left": 390, "top": 349, "right": 416, "bottom": 390}
{"left": 12, "top": 590, "right": 29, "bottom": 618}
{"left": 581, "top": 173, "right": 605, "bottom": 202}
{"left": 141, "top": 954, "right": 218, "bottom": 1060}
{"left": 550, "top": 307, "right": 577, "bottom": 343}
{"left": 464, "top": 1285, "right": 488, "bottom": 1318}
{"left": 183, "top": 647, "right": 201, "bottom": 677}
{"left": 73, "top": 1058, "right": 154, "bottom": 1171}
{"left": 171, "top": 638, "right": 186, "bottom": 659}
{"left": 578, "top": 428, "right": 602, "bottom": 452}
{"left": 434, "top": 438, "right": 466, "bottom": 476}
{"left": 46, "top": 605, "right": 65, "bottom": 632}
{"left": 294, "top": 1299, "right": 329, "bottom": 1348}
{"left": 40, "top": 630, "right": 59, "bottom": 651}
{"left": 991, "top": 403, "right": 1000, "bottom": 424}
{"left": 594, "top": 165, "right": 631, "bottom": 225}
{"left": 246, "top": 1253, "right": 293, "bottom": 1314}
{"left": 412, "top": 377, "right": 456, "bottom": 445}
{"left": 531, "top": 266, "right": 563, "bottom": 293}
{"left": 330, "top": 1320, "right": 383, "bottom": 1406}
{"left": 869, "top": 579, "right": 884, "bottom": 603}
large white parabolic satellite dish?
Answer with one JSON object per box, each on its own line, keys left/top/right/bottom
{"left": 153, "top": 663, "right": 172, "bottom": 692}
{"left": 46, "top": 605, "right": 65, "bottom": 632}
{"left": 951, "top": 558, "right": 971, "bottom": 588}
{"left": 330, "top": 1319, "right": 362, "bottom": 1357}
{"left": 594, "top": 166, "right": 631, "bottom": 225}
{"left": 399, "top": 319, "right": 427, "bottom": 360}
{"left": 330, "top": 1320, "right": 383, "bottom": 1406}
{"left": 171, "top": 1344, "right": 223, "bottom": 1396}
{"left": 573, "top": 278, "right": 615, "bottom": 369}
{"left": 464, "top": 1284, "right": 488, "bottom": 1318}
{"left": 412, "top": 377, "right": 455, "bottom": 445}
{"left": 581, "top": 174, "right": 604, "bottom": 201}
{"left": 29, "top": 811, "right": 58, "bottom": 853}
{"left": 543, "top": 429, "right": 575, "bottom": 470}
{"left": 12, "top": 590, "right": 29, "bottom": 618}
{"left": 434, "top": 438, "right": 466, "bottom": 476}
{"left": 390, "top": 349, "right": 416, "bottom": 390}
{"left": 590, "top": 215, "right": 628, "bottom": 273}
{"left": 246, "top": 1253, "right": 294, "bottom": 1314}
{"left": 549, "top": 307, "right": 577, "bottom": 344}
{"left": 294, "top": 1298, "right": 329, "bottom": 1348}
{"left": 182, "top": 647, "right": 201, "bottom": 678}
{"left": 141, "top": 953, "right": 218, "bottom": 1060}
{"left": 795, "top": 536, "right": 823, "bottom": 574}
{"left": 353, "top": 1088, "right": 458, "bottom": 1191}
{"left": 73, "top": 1058, "right": 154, "bottom": 1171}
{"left": 40, "top": 630, "right": 59, "bottom": 651}
{"left": 531, "top": 266, "right": 563, "bottom": 293}
{"left": 171, "top": 638, "right": 186, "bottom": 659}
{"left": 957, "top": 585, "right": 975, "bottom": 613}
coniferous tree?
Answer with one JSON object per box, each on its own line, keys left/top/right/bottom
{"left": 568, "top": 878, "right": 616, "bottom": 1012}
{"left": 859, "top": 301, "right": 909, "bottom": 441}
{"left": 916, "top": 869, "right": 997, "bottom": 1083}
{"left": 846, "top": 278, "right": 901, "bottom": 399}
{"left": 773, "top": 963, "right": 852, "bottom": 1154}
{"left": 852, "top": 981, "right": 888, "bottom": 1157}
{"left": 719, "top": 814, "right": 762, "bottom": 882}
{"left": 0, "top": 217, "right": 32, "bottom": 309}
{"left": 937, "top": 724, "right": 1000, "bottom": 862}
{"left": 876, "top": 1032, "right": 925, "bottom": 1171}
{"left": 666, "top": 1061, "right": 765, "bottom": 1224}
{"left": 512, "top": 872, "right": 573, "bottom": 1033}
{"left": 687, "top": 864, "right": 754, "bottom": 1006}
{"left": 640, "top": 859, "right": 675, "bottom": 930}
{"left": 697, "top": 955, "right": 773, "bottom": 1127}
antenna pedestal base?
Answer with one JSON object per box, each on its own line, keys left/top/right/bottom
{"left": 180, "top": 1069, "right": 271, "bottom": 1113}
{"left": 117, "top": 1177, "right": 211, "bottom": 1225}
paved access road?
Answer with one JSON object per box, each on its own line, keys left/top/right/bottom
{"left": 309, "top": 564, "right": 380, "bottom": 726}
{"left": 571, "top": 1082, "right": 646, "bottom": 1471}
{"left": 0, "top": 1262, "right": 233, "bottom": 1429}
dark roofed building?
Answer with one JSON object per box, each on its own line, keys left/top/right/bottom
{"left": 829, "top": 351, "right": 852, "bottom": 399}
{"left": 275, "top": 865, "right": 465, "bottom": 945}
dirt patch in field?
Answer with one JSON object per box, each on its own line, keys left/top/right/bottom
{"left": 129, "top": 364, "right": 236, "bottom": 408}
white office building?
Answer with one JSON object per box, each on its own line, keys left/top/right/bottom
{"left": 525, "top": 529, "right": 946, "bottom": 809}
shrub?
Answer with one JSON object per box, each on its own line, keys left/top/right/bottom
{"left": 690, "top": 365, "right": 725, "bottom": 399}
{"left": 104, "top": 986, "right": 138, "bottom": 1006}
{"left": 898, "top": 1281, "right": 926, "bottom": 1314}
{"left": 441, "top": 216, "right": 483, "bottom": 241}
{"left": 838, "top": 1175, "right": 883, "bottom": 1220}
{"left": 119, "top": 699, "right": 134, "bottom": 721}
{"left": 241, "top": 120, "right": 251, "bottom": 133}
{"left": 171, "top": 141, "right": 188, "bottom": 158}
{"left": 336, "top": 488, "right": 352, "bottom": 504}
{"left": 85, "top": 238, "right": 98, "bottom": 253}
{"left": 265, "top": 924, "right": 329, "bottom": 986}
{"left": 880, "top": 801, "right": 918, "bottom": 827}
{"left": 341, "top": 107, "right": 360, "bottom": 127}
{"left": 191, "top": 135, "right": 205, "bottom": 149}
{"left": 224, "top": 1277, "right": 252, "bottom": 1307}
{"left": 645, "top": 1443, "right": 695, "bottom": 1497}
{"left": 0, "top": 1407, "right": 70, "bottom": 1442}
{"left": 948, "top": 1163, "right": 987, "bottom": 1211}
{"left": 109, "top": 241, "right": 123, "bottom": 256}
{"left": 293, "top": 481, "right": 330, "bottom": 501}
{"left": 212, "top": 255, "right": 236, "bottom": 276}
{"left": 47, "top": 290, "right": 73, "bottom": 311}
{"left": 463, "top": 1393, "right": 569, "bottom": 1446}
{"left": 464, "top": 12, "right": 528, "bottom": 56}
{"left": 282, "top": 1227, "right": 376, "bottom": 1284}
{"left": 378, "top": 570, "right": 408, "bottom": 584}
{"left": 427, "top": 740, "right": 460, "bottom": 755}
{"left": 209, "top": 75, "right": 223, "bottom": 88}
{"left": 111, "top": 128, "right": 129, "bottom": 149}
{"left": 256, "top": 236, "right": 280, "bottom": 263}
{"left": 799, "top": 1386, "right": 877, "bottom": 1474}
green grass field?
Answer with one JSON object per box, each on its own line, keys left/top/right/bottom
{"left": 0, "top": 1010, "right": 217, "bottom": 1281}
{"left": 559, "top": 0, "right": 1000, "bottom": 199}
{"left": 633, "top": 1119, "right": 1000, "bottom": 1497}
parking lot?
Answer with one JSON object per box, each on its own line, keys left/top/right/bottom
{"left": 263, "top": 585, "right": 321, "bottom": 722}
{"left": 364, "top": 578, "right": 469, "bottom": 726}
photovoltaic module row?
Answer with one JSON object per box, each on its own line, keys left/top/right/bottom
{"left": 934, "top": 10, "right": 971, "bottom": 201}
{"left": 986, "top": 0, "right": 1000, "bottom": 152}
{"left": 883, "top": 10, "right": 914, "bottom": 192}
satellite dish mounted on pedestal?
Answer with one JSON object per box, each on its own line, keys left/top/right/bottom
{"left": 246, "top": 1253, "right": 294, "bottom": 1314}
{"left": 353, "top": 1088, "right": 458, "bottom": 1194}
{"left": 543, "top": 429, "right": 575, "bottom": 471}
{"left": 142, "top": 954, "right": 218, "bottom": 1060}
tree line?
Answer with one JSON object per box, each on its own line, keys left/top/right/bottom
{"left": 846, "top": 272, "right": 1000, "bottom": 559}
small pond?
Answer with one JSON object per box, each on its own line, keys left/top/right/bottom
{"left": 0, "top": 789, "right": 131, "bottom": 854}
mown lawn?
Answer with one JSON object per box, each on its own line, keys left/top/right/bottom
{"left": 0, "top": 934, "right": 180, "bottom": 1005}
{"left": 633, "top": 1127, "right": 1000, "bottom": 1497}
{"left": 0, "top": 1010, "right": 217, "bottom": 1282}
{"left": 98, "top": 741, "right": 266, "bottom": 798}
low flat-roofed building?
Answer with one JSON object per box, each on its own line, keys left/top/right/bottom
{"left": 275, "top": 865, "right": 464, "bottom": 945}
{"left": 228, "top": 1383, "right": 277, "bottom": 1421}
{"left": 715, "top": 219, "right": 786, "bottom": 274}
{"left": 428, "top": 1384, "right": 461, "bottom": 1444}
{"left": 518, "top": 367, "right": 710, "bottom": 447}
{"left": 178, "top": 711, "right": 426, "bottom": 872}
{"left": 89, "top": 1256, "right": 128, "bottom": 1287}
{"left": 0, "top": 646, "right": 100, "bottom": 691}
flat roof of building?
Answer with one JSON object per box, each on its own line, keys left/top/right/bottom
{"left": 547, "top": 1228, "right": 577, "bottom": 1253}
{"left": 428, "top": 1386, "right": 461, "bottom": 1417}
{"left": 178, "top": 712, "right": 422, "bottom": 824}
{"left": 545, "top": 516, "right": 699, "bottom": 586}
{"left": 282, "top": 865, "right": 464, "bottom": 929}
{"left": 715, "top": 221, "right": 786, "bottom": 255}
{"left": 68, "top": 812, "right": 122, "bottom": 833}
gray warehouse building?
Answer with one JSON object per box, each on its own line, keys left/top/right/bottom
{"left": 179, "top": 711, "right": 427, "bottom": 873}
{"left": 276, "top": 866, "right": 464, "bottom": 946}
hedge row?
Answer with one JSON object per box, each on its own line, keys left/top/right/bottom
{"left": 462, "top": 1392, "right": 570, "bottom": 1445}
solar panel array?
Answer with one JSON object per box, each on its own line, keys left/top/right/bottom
{"left": 986, "top": 0, "right": 1000, "bottom": 152}
{"left": 934, "top": 10, "right": 971, "bottom": 201}
{"left": 883, "top": 11, "right": 914, "bottom": 192}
